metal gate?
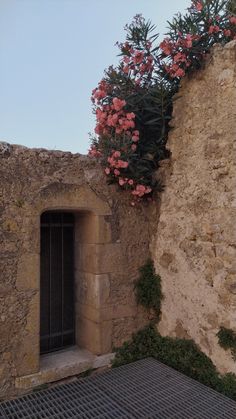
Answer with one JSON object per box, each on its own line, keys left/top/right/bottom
{"left": 40, "top": 211, "right": 75, "bottom": 354}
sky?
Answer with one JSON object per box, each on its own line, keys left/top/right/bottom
{"left": 0, "top": 0, "right": 190, "bottom": 154}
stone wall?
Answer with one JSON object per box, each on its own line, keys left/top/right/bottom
{"left": 0, "top": 143, "right": 154, "bottom": 400}
{"left": 151, "top": 41, "right": 236, "bottom": 374}
{"left": 1, "top": 40, "right": 236, "bottom": 401}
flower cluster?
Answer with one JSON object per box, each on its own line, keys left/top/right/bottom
{"left": 160, "top": 34, "right": 200, "bottom": 78}
{"left": 118, "top": 41, "right": 154, "bottom": 86}
{"left": 94, "top": 97, "right": 136, "bottom": 137}
{"left": 88, "top": 1, "right": 236, "bottom": 204}
{"left": 160, "top": 1, "right": 236, "bottom": 80}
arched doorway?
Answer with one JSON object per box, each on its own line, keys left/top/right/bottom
{"left": 40, "top": 211, "right": 75, "bottom": 354}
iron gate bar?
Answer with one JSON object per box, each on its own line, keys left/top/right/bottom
{"left": 1, "top": 358, "right": 236, "bottom": 418}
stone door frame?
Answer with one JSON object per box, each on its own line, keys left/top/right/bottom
{"left": 16, "top": 185, "right": 117, "bottom": 378}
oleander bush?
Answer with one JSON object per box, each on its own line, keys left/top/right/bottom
{"left": 88, "top": 0, "right": 236, "bottom": 204}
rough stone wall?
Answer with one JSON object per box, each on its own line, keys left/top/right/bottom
{"left": 0, "top": 143, "right": 154, "bottom": 400}
{"left": 151, "top": 41, "right": 236, "bottom": 374}
{"left": 1, "top": 40, "right": 236, "bottom": 401}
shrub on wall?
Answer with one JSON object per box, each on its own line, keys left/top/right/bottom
{"left": 112, "top": 324, "right": 236, "bottom": 400}
{"left": 135, "top": 260, "right": 162, "bottom": 320}
{"left": 217, "top": 327, "right": 236, "bottom": 360}
{"left": 88, "top": 0, "right": 236, "bottom": 204}
{"left": 111, "top": 260, "right": 236, "bottom": 400}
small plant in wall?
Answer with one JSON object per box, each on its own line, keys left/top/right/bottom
{"left": 217, "top": 327, "right": 236, "bottom": 360}
{"left": 88, "top": 0, "right": 236, "bottom": 204}
{"left": 135, "top": 260, "right": 162, "bottom": 320}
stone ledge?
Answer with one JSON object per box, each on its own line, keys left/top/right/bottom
{"left": 15, "top": 347, "right": 114, "bottom": 390}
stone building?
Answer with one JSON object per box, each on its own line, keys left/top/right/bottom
{"left": 0, "top": 145, "right": 154, "bottom": 400}
{"left": 0, "top": 40, "right": 236, "bottom": 401}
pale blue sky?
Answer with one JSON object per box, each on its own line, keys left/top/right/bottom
{"left": 0, "top": 0, "right": 189, "bottom": 154}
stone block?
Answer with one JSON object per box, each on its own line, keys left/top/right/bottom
{"left": 75, "top": 213, "right": 112, "bottom": 244}
{"left": 76, "top": 317, "right": 112, "bottom": 354}
{"left": 76, "top": 317, "right": 101, "bottom": 354}
{"left": 78, "top": 243, "right": 123, "bottom": 274}
{"left": 75, "top": 272, "right": 110, "bottom": 308}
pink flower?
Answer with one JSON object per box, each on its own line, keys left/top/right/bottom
{"left": 115, "top": 127, "right": 123, "bottom": 134}
{"left": 107, "top": 113, "right": 119, "bottom": 127}
{"left": 112, "top": 97, "right": 126, "bottom": 111}
{"left": 159, "top": 38, "right": 174, "bottom": 56}
{"left": 132, "top": 130, "right": 140, "bottom": 142}
{"left": 133, "top": 51, "right": 144, "bottom": 64}
{"left": 140, "top": 63, "right": 147, "bottom": 73}
{"left": 123, "top": 56, "right": 130, "bottom": 64}
{"left": 145, "top": 186, "right": 152, "bottom": 194}
{"left": 117, "top": 160, "right": 129, "bottom": 169}
{"left": 105, "top": 167, "right": 110, "bottom": 175}
{"left": 125, "top": 120, "right": 135, "bottom": 129}
{"left": 173, "top": 52, "right": 188, "bottom": 63}
{"left": 93, "top": 89, "right": 106, "bottom": 101}
{"left": 195, "top": 1, "right": 203, "bottom": 12}
{"left": 126, "top": 112, "right": 135, "bottom": 120}
{"left": 88, "top": 146, "right": 102, "bottom": 158}
{"left": 175, "top": 68, "right": 185, "bottom": 78}
{"left": 131, "top": 144, "right": 137, "bottom": 151}
{"left": 132, "top": 184, "right": 146, "bottom": 197}
{"left": 95, "top": 124, "right": 103, "bottom": 135}
{"left": 107, "top": 157, "right": 115, "bottom": 167}
{"left": 119, "top": 178, "right": 126, "bottom": 186}
{"left": 224, "top": 29, "right": 231, "bottom": 37}
{"left": 230, "top": 16, "right": 236, "bottom": 25}
{"left": 114, "top": 169, "right": 120, "bottom": 176}
{"left": 113, "top": 150, "right": 121, "bottom": 158}
{"left": 128, "top": 179, "right": 134, "bottom": 185}
{"left": 96, "top": 109, "right": 107, "bottom": 123}
{"left": 185, "top": 34, "right": 193, "bottom": 48}
{"left": 209, "top": 25, "right": 220, "bottom": 34}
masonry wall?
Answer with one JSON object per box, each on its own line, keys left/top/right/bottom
{"left": 151, "top": 41, "right": 236, "bottom": 374}
{"left": 0, "top": 144, "right": 154, "bottom": 400}
{"left": 1, "top": 40, "right": 236, "bottom": 402}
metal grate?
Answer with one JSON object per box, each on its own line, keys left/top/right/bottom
{"left": 40, "top": 211, "right": 75, "bottom": 354}
{"left": 1, "top": 358, "right": 236, "bottom": 418}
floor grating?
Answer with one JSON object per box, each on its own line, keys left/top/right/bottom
{"left": 1, "top": 358, "right": 236, "bottom": 418}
